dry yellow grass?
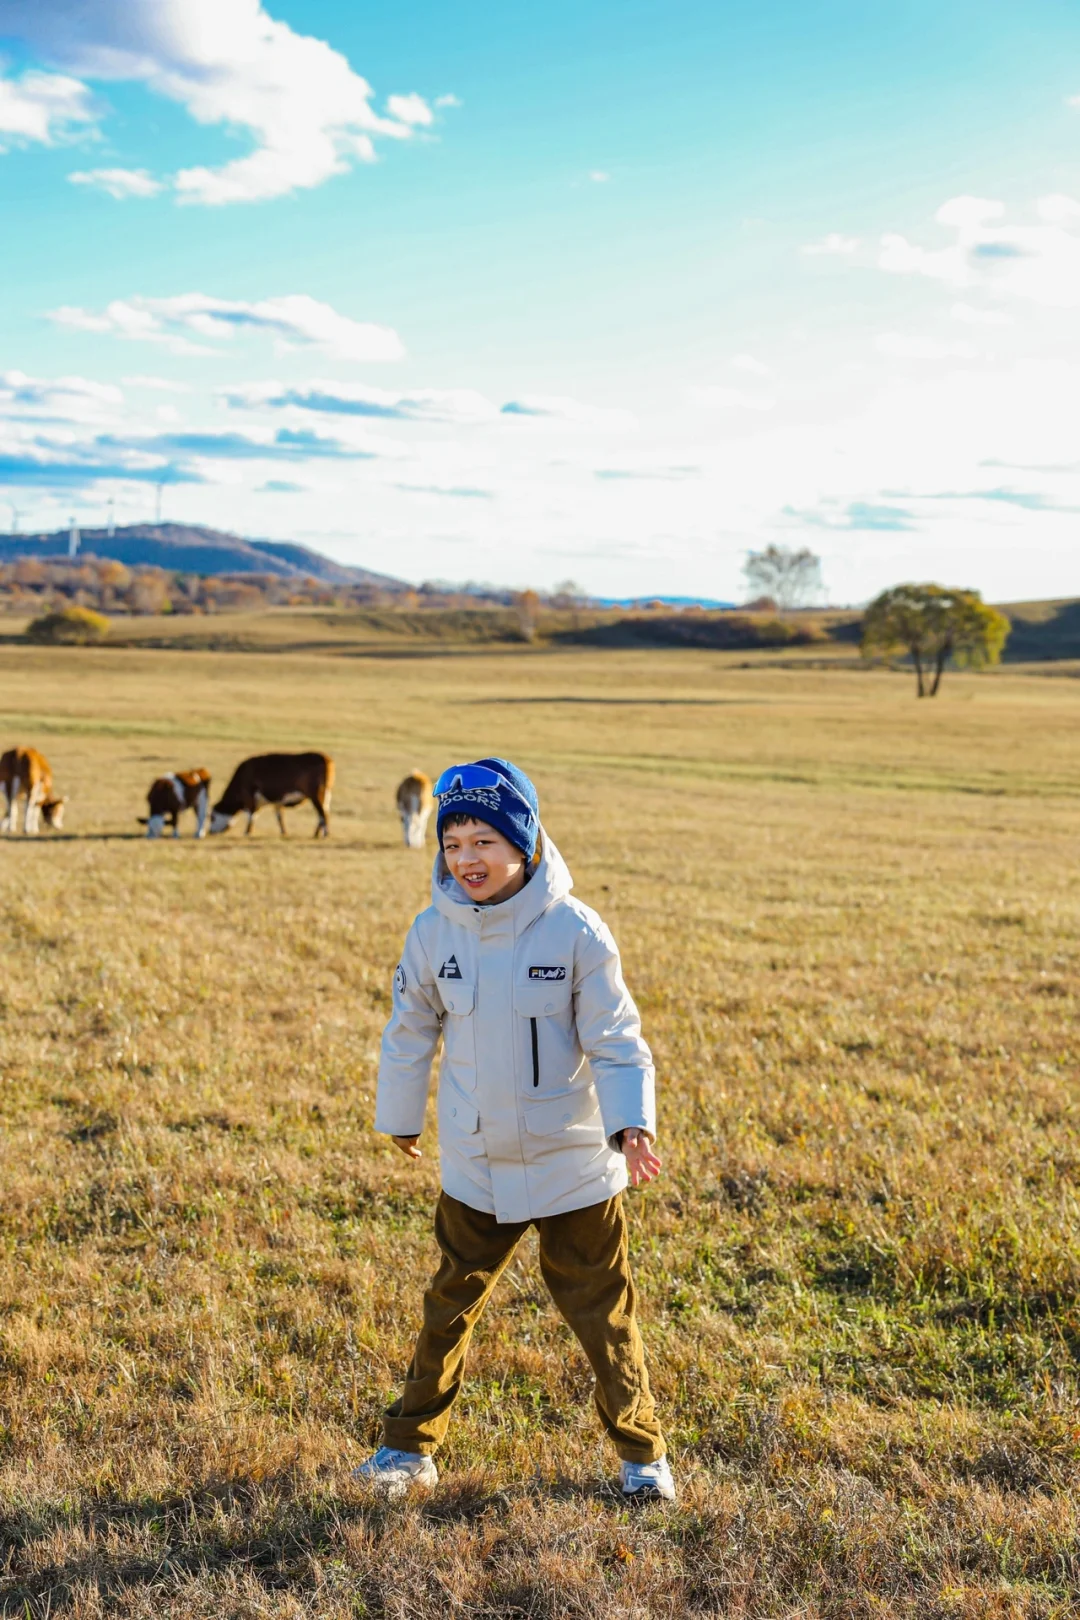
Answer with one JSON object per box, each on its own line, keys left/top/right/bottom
{"left": 0, "top": 636, "right": 1078, "bottom": 1618}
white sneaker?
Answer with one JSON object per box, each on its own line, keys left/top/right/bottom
{"left": 620, "top": 1455, "right": 676, "bottom": 1502}
{"left": 352, "top": 1446, "right": 438, "bottom": 1495}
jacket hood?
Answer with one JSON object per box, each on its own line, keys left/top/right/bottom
{"left": 432, "top": 826, "right": 573, "bottom": 935}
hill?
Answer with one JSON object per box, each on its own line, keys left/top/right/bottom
{"left": 996, "top": 598, "right": 1080, "bottom": 662}
{"left": 0, "top": 523, "right": 406, "bottom": 588}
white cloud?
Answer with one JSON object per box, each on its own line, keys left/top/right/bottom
{"left": 1037, "top": 193, "right": 1080, "bottom": 225}
{"left": 935, "top": 195, "right": 1005, "bottom": 230}
{"left": 801, "top": 232, "right": 859, "bottom": 255}
{"left": 0, "top": 67, "right": 96, "bottom": 145}
{"left": 386, "top": 92, "right": 433, "bottom": 127}
{"left": 593, "top": 462, "right": 700, "bottom": 483}
{"left": 49, "top": 293, "right": 404, "bottom": 360}
{"left": 499, "top": 394, "right": 635, "bottom": 429}
{"left": 223, "top": 379, "right": 494, "bottom": 423}
{"left": 69, "top": 165, "right": 163, "bottom": 198}
{"left": 122, "top": 375, "right": 193, "bottom": 392}
{"left": 51, "top": 300, "right": 210, "bottom": 354}
{"left": 434, "top": 93, "right": 462, "bottom": 109}
{"left": 731, "top": 354, "right": 771, "bottom": 376}
{"left": 880, "top": 192, "right": 1080, "bottom": 308}
{"left": 878, "top": 231, "right": 968, "bottom": 286}
{"left": 950, "top": 302, "right": 1012, "bottom": 326}
{"left": 0, "top": 0, "right": 431, "bottom": 203}
{"left": 588, "top": 170, "right": 610, "bottom": 183}
{"left": 690, "top": 385, "right": 774, "bottom": 411}
{"left": 875, "top": 332, "right": 980, "bottom": 361}
{"left": 0, "top": 368, "right": 122, "bottom": 418}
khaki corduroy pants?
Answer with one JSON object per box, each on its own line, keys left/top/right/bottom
{"left": 382, "top": 1190, "right": 665, "bottom": 1462}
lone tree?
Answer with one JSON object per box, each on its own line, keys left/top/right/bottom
{"left": 861, "top": 584, "right": 1009, "bottom": 696}
{"left": 512, "top": 588, "right": 542, "bottom": 642}
{"left": 25, "top": 606, "right": 110, "bottom": 646}
{"left": 743, "top": 545, "right": 823, "bottom": 611}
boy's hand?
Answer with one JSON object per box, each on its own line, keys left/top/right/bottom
{"left": 392, "top": 1135, "right": 422, "bottom": 1160}
{"left": 620, "top": 1128, "right": 662, "bottom": 1187}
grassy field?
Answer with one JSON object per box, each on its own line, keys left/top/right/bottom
{"left": 0, "top": 635, "right": 1078, "bottom": 1618}
{"left": 3, "top": 595, "right": 1079, "bottom": 662}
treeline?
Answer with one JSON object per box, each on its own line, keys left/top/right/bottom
{"left": 0, "top": 555, "right": 545, "bottom": 617}
{"left": 0, "top": 555, "right": 848, "bottom": 651}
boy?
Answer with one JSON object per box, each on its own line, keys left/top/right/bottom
{"left": 356, "top": 758, "right": 674, "bottom": 1501}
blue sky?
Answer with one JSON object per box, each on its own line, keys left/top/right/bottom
{"left": 1, "top": 0, "right": 1079, "bottom": 602}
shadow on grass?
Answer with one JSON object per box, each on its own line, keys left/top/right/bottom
{"left": 0, "top": 1477, "right": 349, "bottom": 1614}
{"left": 0, "top": 832, "right": 146, "bottom": 844}
{"left": 469, "top": 696, "right": 756, "bottom": 707}
{"left": 0, "top": 1470, "right": 635, "bottom": 1616}
{"left": 0, "top": 832, "right": 396, "bottom": 849}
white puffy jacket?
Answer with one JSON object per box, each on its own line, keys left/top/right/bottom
{"left": 375, "top": 832, "right": 656, "bottom": 1222}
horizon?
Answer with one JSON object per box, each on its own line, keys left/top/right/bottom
{"left": 1, "top": 1, "right": 1079, "bottom": 602}
{"left": 1, "top": 518, "right": 1068, "bottom": 613}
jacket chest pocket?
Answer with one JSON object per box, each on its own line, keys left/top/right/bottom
{"left": 437, "top": 981, "right": 477, "bottom": 1093}
{"left": 514, "top": 979, "right": 576, "bottom": 1090}
{"left": 437, "top": 981, "right": 475, "bottom": 1018}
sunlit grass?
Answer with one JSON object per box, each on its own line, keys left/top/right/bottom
{"left": 0, "top": 640, "right": 1077, "bottom": 1616}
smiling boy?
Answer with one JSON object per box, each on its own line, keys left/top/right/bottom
{"left": 355, "top": 757, "right": 674, "bottom": 1501}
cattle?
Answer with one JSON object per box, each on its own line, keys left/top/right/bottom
{"left": 209, "top": 752, "right": 334, "bottom": 838}
{"left": 396, "top": 770, "right": 435, "bottom": 849}
{"left": 138, "top": 768, "right": 211, "bottom": 839}
{"left": 0, "top": 747, "right": 66, "bottom": 835}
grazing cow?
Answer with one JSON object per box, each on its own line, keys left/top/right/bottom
{"left": 209, "top": 752, "right": 334, "bottom": 838}
{"left": 138, "top": 768, "right": 211, "bottom": 839}
{"left": 0, "top": 747, "right": 66, "bottom": 835}
{"left": 396, "top": 770, "right": 434, "bottom": 849}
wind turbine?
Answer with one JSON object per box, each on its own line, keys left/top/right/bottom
{"left": 68, "top": 515, "right": 80, "bottom": 559}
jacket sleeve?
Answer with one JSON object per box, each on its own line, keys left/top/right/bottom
{"left": 374, "top": 917, "right": 443, "bottom": 1137}
{"left": 573, "top": 921, "right": 656, "bottom": 1149}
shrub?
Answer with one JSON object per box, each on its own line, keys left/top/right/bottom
{"left": 25, "top": 606, "right": 110, "bottom": 646}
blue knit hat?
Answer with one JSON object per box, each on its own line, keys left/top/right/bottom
{"left": 436, "top": 757, "right": 540, "bottom": 860}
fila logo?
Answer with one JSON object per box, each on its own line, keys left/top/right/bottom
{"left": 438, "top": 955, "right": 463, "bottom": 980}
{"left": 528, "top": 965, "right": 566, "bottom": 981}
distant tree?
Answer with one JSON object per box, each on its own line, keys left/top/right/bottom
{"left": 512, "top": 589, "right": 542, "bottom": 642}
{"left": 13, "top": 557, "right": 47, "bottom": 589}
{"left": 743, "top": 545, "right": 823, "bottom": 612}
{"left": 550, "top": 579, "right": 587, "bottom": 610}
{"left": 861, "top": 584, "right": 1010, "bottom": 696}
{"left": 25, "top": 606, "right": 110, "bottom": 645}
{"left": 98, "top": 559, "right": 131, "bottom": 591}
{"left": 128, "top": 569, "right": 171, "bottom": 615}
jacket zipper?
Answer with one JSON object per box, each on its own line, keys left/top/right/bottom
{"left": 530, "top": 1016, "right": 539, "bottom": 1087}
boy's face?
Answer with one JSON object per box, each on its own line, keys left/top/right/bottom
{"left": 441, "top": 818, "right": 527, "bottom": 905}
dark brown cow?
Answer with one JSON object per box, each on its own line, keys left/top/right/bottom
{"left": 0, "top": 747, "right": 65, "bottom": 835}
{"left": 209, "top": 752, "right": 334, "bottom": 838}
{"left": 138, "top": 768, "right": 211, "bottom": 839}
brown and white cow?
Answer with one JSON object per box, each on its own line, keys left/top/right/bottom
{"left": 396, "top": 770, "right": 434, "bottom": 849}
{"left": 209, "top": 752, "right": 334, "bottom": 838}
{"left": 0, "top": 747, "right": 66, "bottom": 835}
{"left": 138, "top": 768, "right": 211, "bottom": 839}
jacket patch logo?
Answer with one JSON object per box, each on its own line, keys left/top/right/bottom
{"left": 394, "top": 964, "right": 407, "bottom": 995}
{"left": 529, "top": 965, "right": 567, "bottom": 981}
{"left": 439, "top": 954, "right": 463, "bottom": 980}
